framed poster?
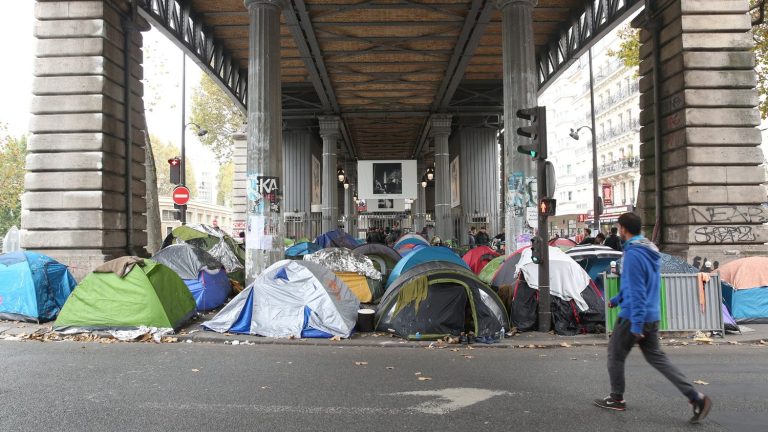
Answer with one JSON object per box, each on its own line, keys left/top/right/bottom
{"left": 357, "top": 160, "right": 417, "bottom": 199}
{"left": 450, "top": 157, "right": 460, "bottom": 208}
{"left": 311, "top": 155, "right": 321, "bottom": 205}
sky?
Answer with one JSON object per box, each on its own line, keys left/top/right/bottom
{"left": 0, "top": 2, "right": 218, "bottom": 194}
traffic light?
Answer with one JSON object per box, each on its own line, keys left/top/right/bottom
{"left": 168, "top": 157, "right": 181, "bottom": 184}
{"left": 530, "top": 236, "right": 544, "bottom": 264}
{"left": 539, "top": 198, "right": 556, "bottom": 216}
{"left": 515, "top": 106, "right": 547, "bottom": 160}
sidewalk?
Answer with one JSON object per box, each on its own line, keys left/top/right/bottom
{"left": 3, "top": 315, "right": 766, "bottom": 349}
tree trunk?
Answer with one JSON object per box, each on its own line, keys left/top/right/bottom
{"left": 143, "top": 130, "right": 162, "bottom": 254}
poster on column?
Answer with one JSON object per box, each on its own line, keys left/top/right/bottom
{"left": 311, "top": 155, "right": 321, "bottom": 206}
{"left": 450, "top": 157, "right": 460, "bottom": 208}
{"left": 357, "top": 160, "right": 417, "bottom": 200}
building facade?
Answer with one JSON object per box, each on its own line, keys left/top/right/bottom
{"left": 159, "top": 196, "right": 234, "bottom": 238}
{"left": 540, "top": 22, "right": 641, "bottom": 235}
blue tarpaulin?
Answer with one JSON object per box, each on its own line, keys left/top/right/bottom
{"left": 285, "top": 242, "right": 321, "bottom": 258}
{"left": 0, "top": 251, "right": 76, "bottom": 322}
{"left": 314, "top": 230, "right": 359, "bottom": 250}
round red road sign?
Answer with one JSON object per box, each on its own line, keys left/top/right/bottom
{"left": 172, "top": 185, "right": 191, "bottom": 205}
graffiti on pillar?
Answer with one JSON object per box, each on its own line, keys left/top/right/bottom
{"left": 507, "top": 172, "right": 525, "bottom": 216}
{"left": 525, "top": 177, "right": 537, "bottom": 207}
{"left": 247, "top": 174, "right": 264, "bottom": 214}
{"left": 257, "top": 176, "right": 281, "bottom": 213}
{"left": 691, "top": 206, "right": 768, "bottom": 224}
{"left": 693, "top": 226, "right": 756, "bottom": 244}
{"left": 691, "top": 256, "right": 720, "bottom": 271}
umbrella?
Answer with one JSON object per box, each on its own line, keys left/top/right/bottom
{"left": 566, "top": 245, "right": 623, "bottom": 261}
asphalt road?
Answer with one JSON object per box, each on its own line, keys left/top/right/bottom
{"left": 0, "top": 341, "right": 766, "bottom": 432}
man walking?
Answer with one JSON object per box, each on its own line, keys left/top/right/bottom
{"left": 604, "top": 227, "right": 622, "bottom": 251}
{"left": 594, "top": 212, "right": 712, "bottom": 424}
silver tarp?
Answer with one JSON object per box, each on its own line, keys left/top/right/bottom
{"left": 152, "top": 244, "right": 223, "bottom": 279}
{"left": 303, "top": 248, "right": 382, "bottom": 280}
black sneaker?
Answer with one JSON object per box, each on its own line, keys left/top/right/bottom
{"left": 593, "top": 396, "right": 626, "bottom": 411}
{"left": 690, "top": 395, "right": 712, "bottom": 424}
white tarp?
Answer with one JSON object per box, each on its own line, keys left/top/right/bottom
{"left": 203, "top": 260, "right": 359, "bottom": 338}
{"left": 515, "top": 246, "right": 591, "bottom": 311}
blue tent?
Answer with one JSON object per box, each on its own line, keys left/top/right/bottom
{"left": 184, "top": 269, "right": 231, "bottom": 311}
{"left": 285, "top": 242, "right": 321, "bottom": 258}
{"left": 722, "top": 282, "right": 768, "bottom": 324}
{"left": 0, "top": 251, "right": 76, "bottom": 322}
{"left": 151, "top": 244, "right": 232, "bottom": 311}
{"left": 314, "top": 230, "right": 359, "bottom": 250}
{"left": 386, "top": 246, "right": 468, "bottom": 288}
{"left": 394, "top": 236, "right": 429, "bottom": 250}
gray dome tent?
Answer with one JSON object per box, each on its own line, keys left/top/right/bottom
{"left": 376, "top": 262, "right": 509, "bottom": 340}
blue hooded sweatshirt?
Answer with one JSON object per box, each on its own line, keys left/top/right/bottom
{"left": 610, "top": 235, "right": 661, "bottom": 335}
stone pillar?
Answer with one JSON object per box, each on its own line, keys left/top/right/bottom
{"left": 22, "top": 0, "right": 148, "bottom": 279}
{"left": 430, "top": 114, "right": 453, "bottom": 241}
{"left": 244, "top": 0, "right": 284, "bottom": 283}
{"left": 231, "top": 126, "right": 247, "bottom": 237}
{"left": 636, "top": 0, "right": 768, "bottom": 265}
{"left": 459, "top": 127, "right": 502, "bottom": 236}
{"left": 282, "top": 129, "right": 313, "bottom": 216}
{"left": 498, "top": 0, "right": 537, "bottom": 253}
{"left": 414, "top": 159, "right": 426, "bottom": 232}
{"left": 344, "top": 183, "right": 352, "bottom": 233}
{"left": 319, "top": 116, "right": 341, "bottom": 233}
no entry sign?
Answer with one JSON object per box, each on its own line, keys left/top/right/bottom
{"left": 172, "top": 185, "right": 191, "bottom": 205}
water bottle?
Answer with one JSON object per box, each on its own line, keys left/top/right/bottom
{"left": 415, "top": 332, "right": 421, "bottom": 340}
{"left": 498, "top": 328, "right": 505, "bottom": 341}
{"left": 610, "top": 261, "right": 617, "bottom": 275}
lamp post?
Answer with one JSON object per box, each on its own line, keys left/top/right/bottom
{"left": 180, "top": 53, "right": 208, "bottom": 224}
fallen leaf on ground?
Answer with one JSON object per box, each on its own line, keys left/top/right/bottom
{"left": 386, "top": 366, "right": 395, "bottom": 370}
{"left": 354, "top": 361, "right": 368, "bottom": 366}
{"left": 417, "top": 377, "right": 432, "bottom": 381}
{"left": 693, "top": 380, "right": 709, "bottom": 385}
{"left": 414, "top": 372, "right": 422, "bottom": 376}
{"left": 463, "top": 355, "right": 474, "bottom": 359}
{"left": 330, "top": 335, "right": 342, "bottom": 341}
{"left": 759, "top": 340, "right": 767, "bottom": 346}
{"left": 260, "top": 386, "right": 271, "bottom": 389}
{"left": 527, "top": 344, "right": 536, "bottom": 349}
{"left": 160, "top": 336, "right": 178, "bottom": 343}
{"left": 727, "top": 341, "right": 740, "bottom": 345}
{"left": 681, "top": 341, "right": 689, "bottom": 346}
{"left": 570, "top": 358, "right": 578, "bottom": 361}
{"left": 559, "top": 342, "right": 572, "bottom": 348}
{"left": 539, "top": 354, "right": 547, "bottom": 357}
{"left": 191, "top": 369, "right": 199, "bottom": 372}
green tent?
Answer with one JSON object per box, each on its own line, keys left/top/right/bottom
{"left": 479, "top": 255, "right": 505, "bottom": 285}
{"left": 54, "top": 259, "right": 196, "bottom": 332}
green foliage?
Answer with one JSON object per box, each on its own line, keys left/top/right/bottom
{"left": 607, "top": 25, "right": 641, "bottom": 71}
{"left": 149, "top": 134, "right": 198, "bottom": 198}
{"left": 190, "top": 74, "right": 244, "bottom": 162}
{"left": 0, "top": 126, "right": 26, "bottom": 234}
{"left": 216, "top": 161, "right": 234, "bottom": 207}
{"left": 752, "top": 0, "right": 768, "bottom": 117}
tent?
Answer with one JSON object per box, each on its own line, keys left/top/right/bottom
{"left": 487, "top": 246, "right": 529, "bottom": 290}
{"left": 152, "top": 244, "right": 232, "bottom": 311}
{"left": 479, "top": 255, "right": 505, "bottom": 285}
{"left": 376, "top": 262, "right": 510, "bottom": 340}
{"left": 314, "top": 229, "right": 359, "bottom": 249}
{"left": 386, "top": 246, "right": 468, "bottom": 288}
{"left": 353, "top": 243, "right": 401, "bottom": 277}
{"left": 394, "top": 233, "right": 429, "bottom": 248}
{"left": 515, "top": 247, "right": 594, "bottom": 312}
{"left": 285, "top": 242, "right": 321, "bottom": 259}
{"left": 203, "top": 260, "right": 359, "bottom": 338}
{"left": 54, "top": 258, "right": 196, "bottom": 332}
{"left": 566, "top": 245, "right": 623, "bottom": 290}
{"left": 303, "top": 248, "right": 383, "bottom": 302}
{"left": 719, "top": 257, "right": 768, "bottom": 290}
{"left": 549, "top": 237, "right": 577, "bottom": 250}
{"left": 0, "top": 251, "right": 76, "bottom": 322}
{"left": 722, "top": 280, "right": 768, "bottom": 324}
{"left": 462, "top": 246, "right": 500, "bottom": 274}
{"left": 396, "top": 242, "right": 428, "bottom": 258}
{"left": 162, "top": 224, "right": 246, "bottom": 288}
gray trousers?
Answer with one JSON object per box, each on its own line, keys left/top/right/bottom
{"left": 608, "top": 318, "right": 698, "bottom": 401}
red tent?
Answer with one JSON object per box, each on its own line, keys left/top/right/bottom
{"left": 462, "top": 246, "right": 500, "bottom": 274}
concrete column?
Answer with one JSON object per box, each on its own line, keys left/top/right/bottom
{"left": 231, "top": 126, "right": 247, "bottom": 237}
{"left": 430, "top": 114, "right": 453, "bottom": 241}
{"left": 415, "top": 159, "right": 426, "bottom": 232}
{"left": 244, "top": 0, "right": 284, "bottom": 283}
{"left": 459, "top": 127, "right": 502, "bottom": 237}
{"left": 497, "top": 0, "right": 537, "bottom": 253}
{"left": 636, "top": 0, "right": 768, "bottom": 265}
{"left": 22, "top": 0, "right": 148, "bottom": 279}
{"left": 282, "top": 129, "right": 313, "bottom": 217}
{"left": 344, "top": 184, "right": 352, "bottom": 233}
{"left": 319, "top": 116, "right": 341, "bottom": 233}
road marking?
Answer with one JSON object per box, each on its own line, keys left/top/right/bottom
{"left": 390, "top": 388, "right": 511, "bottom": 415}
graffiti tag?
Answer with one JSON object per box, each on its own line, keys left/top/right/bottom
{"left": 693, "top": 226, "right": 756, "bottom": 244}
{"left": 691, "top": 206, "right": 768, "bottom": 224}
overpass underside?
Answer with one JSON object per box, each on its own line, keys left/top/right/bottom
{"left": 22, "top": 0, "right": 768, "bottom": 279}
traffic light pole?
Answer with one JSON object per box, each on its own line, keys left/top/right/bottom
{"left": 537, "top": 157, "right": 551, "bottom": 333}
{"left": 179, "top": 53, "right": 187, "bottom": 225}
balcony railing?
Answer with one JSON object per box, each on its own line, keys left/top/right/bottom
{"left": 597, "top": 118, "right": 640, "bottom": 144}
{"left": 599, "top": 156, "right": 641, "bottom": 177}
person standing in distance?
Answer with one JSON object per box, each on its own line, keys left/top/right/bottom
{"left": 594, "top": 212, "right": 712, "bottom": 424}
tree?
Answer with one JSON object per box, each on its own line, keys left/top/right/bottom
{"left": 150, "top": 134, "right": 198, "bottom": 197}
{"left": 609, "top": 4, "right": 768, "bottom": 116}
{"left": 0, "top": 126, "right": 26, "bottom": 235}
{"left": 190, "top": 74, "right": 244, "bottom": 162}
{"left": 216, "top": 161, "right": 234, "bottom": 207}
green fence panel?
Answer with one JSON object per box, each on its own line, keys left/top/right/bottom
{"left": 604, "top": 275, "right": 667, "bottom": 333}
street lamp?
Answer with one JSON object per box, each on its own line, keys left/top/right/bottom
{"left": 426, "top": 167, "right": 435, "bottom": 181}
{"left": 337, "top": 168, "right": 346, "bottom": 183}
{"left": 343, "top": 178, "right": 350, "bottom": 189}
{"left": 569, "top": 125, "right": 600, "bottom": 233}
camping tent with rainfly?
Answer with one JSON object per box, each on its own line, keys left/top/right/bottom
{"left": 462, "top": 246, "right": 500, "bottom": 275}
{"left": 314, "top": 229, "right": 359, "bottom": 249}
{"left": 151, "top": 244, "right": 232, "bottom": 311}
{"left": 478, "top": 255, "right": 505, "bottom": 286}
{"left": 376, "top": 262, "right": 510, "bottom": 340}
{"left": 386, "top": 246, "right": 468, "bottom": 288}
{"left": 0, "top": 251, "right": 77, "bottom": 322}
{"left": 719, "top": 257, "right": 768, "bottom": 323}
{"left": 54, "top": 258, "right": 197, "bottom": 333}
{"left": 203, "top": 260, "right": 359, "bottom": 338}
{"left": 162, "top": 224, "right": 246, "bottom": 289}
{"left": 485, "top": 246, "right": 529, "bottom": 290}
{"left": 303, "top": 248, "right": 384, "bottom": 303}
{"left": 353, "top": 243, "right": 402, "bottom": 291}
